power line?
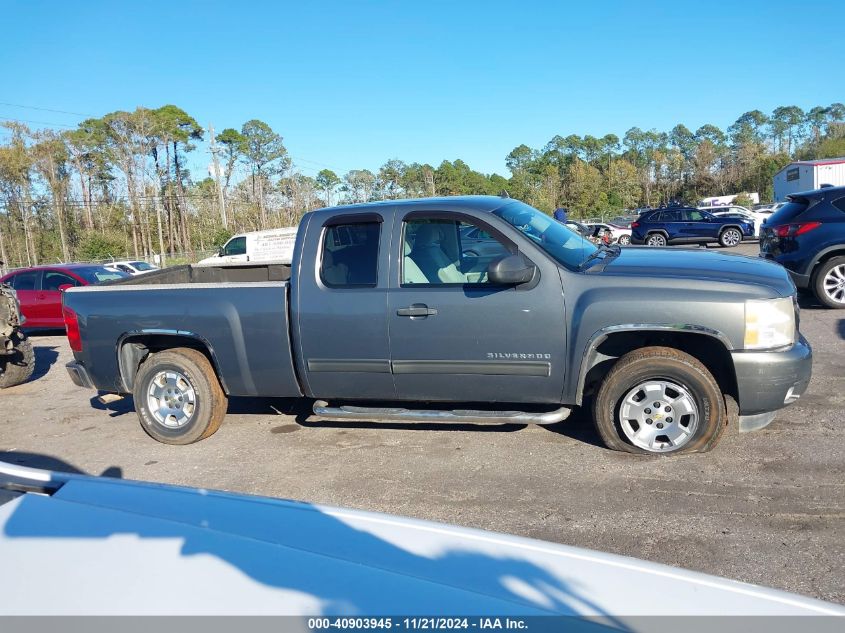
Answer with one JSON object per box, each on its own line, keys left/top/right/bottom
{"left": 0, "top": 102, "right": 94, "bottom": 118}
{"left": 0, "top": 116, "right": 77, "bottom": 129}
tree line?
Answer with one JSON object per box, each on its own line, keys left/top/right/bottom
{"left": 1, "top": 102, "right": 843, "bottom": 268}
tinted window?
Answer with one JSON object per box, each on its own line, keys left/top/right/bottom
{"left": 43, "top": 271, "right": 78, "bottom": 291}
{"left": 660, "top": 210, "right": 681, "bottom": 222}
{"left": 833, "top": 198, "right": 845, "bottom": 213}
{"left": 130, "top": 261, "right": 155, "bottom": 271}
{"left": 685, "top": 210, "right": 707, "bottom": 221}
{"left": 321, "top": 222, "right": 380, "bottom": 287}
{"left": 223, "top": 236, "right": 247, "bottom": 256}
{"left": 767, "top": 199, "right": 809, "bottom": 225}
{"left": 11, "top": 270, "right": 39, "bottom": 291}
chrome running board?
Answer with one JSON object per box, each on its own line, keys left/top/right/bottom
{"left": 312, "top": 401, "right": 571, "bottom": 425}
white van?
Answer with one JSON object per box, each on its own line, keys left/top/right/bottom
{"left": 197, "top": 227, "right": 298, "bottom": 266}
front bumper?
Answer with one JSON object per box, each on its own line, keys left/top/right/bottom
{"left": 731, "top": 334, "right": 812, "bottom": 427}
{"left": 66, "top": 361, "right": 95, "bottom": 389}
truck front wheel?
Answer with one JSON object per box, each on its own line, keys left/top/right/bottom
{"left": 133, "top": 347, "right": 228, "bottom": 445}
{"left": 593, "top": 346, "right": 727, "bottom": 454}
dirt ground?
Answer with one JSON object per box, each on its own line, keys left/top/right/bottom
{"left": 1, "top": 243, "right": 843, "bottom": 604}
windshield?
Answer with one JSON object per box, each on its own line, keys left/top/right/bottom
{"left": 73, "top": 266, "right": 130, "bottom": 284}
{"left": 129, "top": 261, "right": 155, "bottom": 271}
{"left": 492, "top": 201, "right": 598, "bottom": 269}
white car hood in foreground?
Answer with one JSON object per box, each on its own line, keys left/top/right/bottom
{"left": 0, "top": 461, "right": 841, "bottom": 617}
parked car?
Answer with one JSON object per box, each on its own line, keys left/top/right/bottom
{"left": 197, "top": 227, "right": 298, "bottom": 266}
{"left": 63, "top": 196, "right": 810, "bottom": 455}
{"left": 631, "top": 207, "right": 754, "bottom": 247}
{"left": 108, "top": 260, "right": 159, "bottom": 275}
{"left": 709, "top": 209, "right": 761, "bottom": 238}
{"left": 0, "top": 283, "right": 33, "bottom": 388}
{"left": 564, "top": 220, "right": 591, "bottom": 236}
{"left": 459, "top": 224, "right": 509, "bottom": 258}
{"left": 759, "top": 185, "right": 845, "bottom": 308}
{"left": 0, "top": 264, "right": 128, "bottom": 328}
{"left": 584, "top": 222, "right": 632, "bottom": 245}
{"left": 610, "top": 214, "right": 637, "bottom": 227}
{"left": 703, "top": 205, "right": 772, "bottom": 237}
{"left": 2, "top": 459, "right": 842, "bottom": 616}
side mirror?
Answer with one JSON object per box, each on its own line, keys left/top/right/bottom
{"left": 488, "top": 254, "right": 536, "bottom": 285}
{"left": 58, "top": 284, "right": 74, "bottom": 292}
{"left": 217, "top": 247, "right": 224, "bottom": 257}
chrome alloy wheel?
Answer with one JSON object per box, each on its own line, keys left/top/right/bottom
{"left": 646, "top": 234, "right": 666, "bottom": 247}
{"left": 721, "top": 229, "right": 741, "bottom": 246}
{"left": 822, "top": 264, "right": 845, "bottom": 305}
{"left": 147, "top": 370, "right": 197, "bottom": 428}
{"left": 618, "top": 379, "right": 699, "bottom": 452}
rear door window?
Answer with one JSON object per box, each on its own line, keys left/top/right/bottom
{"left": 661, "top": 210, "right": 681, "bottom": 222}
{"left": 321, "top": 222, "right": 380, "bottom": 287}
{"left": 11, "top": 270, "right": 39, "bottom": 291}
{"left": 43, "top": 271, "right": 79, "bottom": 291}
{"left": 833, "top": 197, "right": 845, "bottom": 213}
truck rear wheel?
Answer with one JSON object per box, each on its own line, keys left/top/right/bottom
{"left": 133, "top": 347, "right": 227, "bottom": 445}
{"left": 0, "top": 332, "right": 34, "bottom": 388}
{"left": 593, "top": 346, "right": 727, "bottom": 454}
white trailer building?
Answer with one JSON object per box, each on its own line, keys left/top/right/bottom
{"left": 773, "top": 157, "right": 845, "bottom": 201}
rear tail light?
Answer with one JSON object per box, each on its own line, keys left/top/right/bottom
{"left": 773, "top": 221, "right": 821, "bottom": 238}
{"left": 63, "top": 305, "right": 82, "bottom": 353}
{"left": 631, "top": 221, "right": 640, "bottom": 229}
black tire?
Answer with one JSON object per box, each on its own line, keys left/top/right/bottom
{"left": 617, "top": 235, "right": 631, "bottom": 245}
{"left": 719, "top": 227, "right": 742, "bottom": 248}
{"left": 133, "top": 347, "right": 227, "bottom": 445}
{"left": 593, "top": 346, "right": 727, "bottom": 455}
{"left": 812, "top": 256, "right": 845, "bottom": 309}
{"left": 645, "top": 233, "right": 666, "bottom": 247}
{"left": 0, "top": 332, "right": 34, "bottom": 388}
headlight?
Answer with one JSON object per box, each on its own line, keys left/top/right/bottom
{"left": 744, "top": 297, "right": 795, "bottom": 350}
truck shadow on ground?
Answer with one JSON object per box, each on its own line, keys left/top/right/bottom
{"left": 87, "top": 394, "right": 604, "bottom": 448}
{"left": 30, "top": 345, "right": 59, "bottom": 382}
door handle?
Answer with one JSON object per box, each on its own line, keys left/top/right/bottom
{"left": 36, "top": 293, "right": 46, "bottom": 300}
{"left": 397, "top": 304, "right": 438, "bottom": 317}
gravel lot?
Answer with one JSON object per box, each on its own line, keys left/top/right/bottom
{"left": 1, "top": 243, "right": 843, "bottom": 604}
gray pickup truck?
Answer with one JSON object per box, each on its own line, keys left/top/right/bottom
{"left": 63, "top": 196, "right": 812, "bottom": 454}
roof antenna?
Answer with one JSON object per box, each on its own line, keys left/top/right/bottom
{"left": 499, "top": 190, "right": 510, "bottom": 198}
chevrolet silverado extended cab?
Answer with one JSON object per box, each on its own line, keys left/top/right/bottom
{"left": 62, "top": 196, "right": 812, "bottom": 454}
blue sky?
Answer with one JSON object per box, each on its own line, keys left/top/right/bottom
{"left": 2, "top": 0, "right": 844, "bottom": 179}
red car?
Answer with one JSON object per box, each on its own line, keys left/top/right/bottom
{"left": 0, "top": 264, "right": 128, "bottom": 328}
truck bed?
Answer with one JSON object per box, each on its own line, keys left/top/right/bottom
{"left": 107, "top": 262, "right": 291, "bottom": 286}
{"left": 64, "top": 263, "right": 301, "bottom": 398}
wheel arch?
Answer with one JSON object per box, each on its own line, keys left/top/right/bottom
{"left": 576, "top": 325, "right": 738, "bottom": 408}
{"left": 117, "top": 330, "right": 228, "bottom": 394}
{"left": 719, "top": 224, "right": 744, "bottom": 234}
{"left": 810, "top": 247, "right": 845, "bottom": 279}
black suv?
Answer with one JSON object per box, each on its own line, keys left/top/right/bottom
{"left": 630, "top": 206, "right": 754, "bottom": 247}
{"left": 760, "top": 185, "right": 845, "bottom": 308}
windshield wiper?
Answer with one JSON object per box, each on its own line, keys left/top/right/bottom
{"left": 580, "top": 243, "right": 621, "bottom": 271}
{"left": 580, "top": 244, "right": 608, "bottom": 269}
